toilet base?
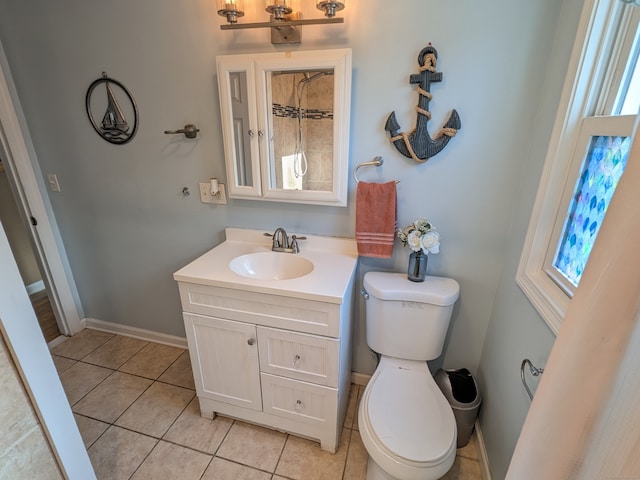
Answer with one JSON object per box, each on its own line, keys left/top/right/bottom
{"left": 367, "top": 456, "right": 451, "bottom": 480}
{"left": 367, "top": 457, "right": 395, "bottom": 480}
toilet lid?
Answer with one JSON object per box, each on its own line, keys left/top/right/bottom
{"left": 367, "top": 365, "right": 456, "bottom": 465}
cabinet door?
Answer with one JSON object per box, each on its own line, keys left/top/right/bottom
{"left": 217, "top": 56, "right": 263, "bottom": 199}
{"left": 184, "top": 313, "right": 262, "bottom": 411}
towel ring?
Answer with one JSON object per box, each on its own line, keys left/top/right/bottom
{"left": 353, "top": 156, "right": 400, "bottom": 184}
{"left": 521, "top": 358, "right": 544, "bottom": 401}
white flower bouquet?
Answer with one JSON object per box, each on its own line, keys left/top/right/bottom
{"left": 397, "top": 218, "right": 440, "bottom": 255}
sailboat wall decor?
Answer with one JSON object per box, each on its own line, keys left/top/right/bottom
{"left": 86, "top": 72, "right": 138, "bottom": 145}
{"left": 385, "top": 45, "right": 460, "bottom": 163}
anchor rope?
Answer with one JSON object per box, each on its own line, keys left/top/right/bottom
{"left": 434, "top": 127, "right": 458, "bottom": 140}
{"left": 418, "top": 87, "right": 432, "bottom": 99}
{"left": 416, "top": 106, "right": 431, "bottom": 119}
{"left": 420, "top": 53, "right": 437, "bottom": 73}
{"left": 390, "top": 132, "right": 427, "bottom": 163}
{"left": 388, "top": 50, "right": 457, "bottom": 162}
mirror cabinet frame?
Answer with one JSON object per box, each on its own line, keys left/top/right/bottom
{"left": 217, "top": 49, "right": 352, "bottom": 206}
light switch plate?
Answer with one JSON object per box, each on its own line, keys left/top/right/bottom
{"left": 47, "top": 174, "right": 61, "bottom": 192}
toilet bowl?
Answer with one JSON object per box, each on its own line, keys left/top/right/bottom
{"left": 359, "top": 272, "right": 460, "bottom": 480}
{"left": 358, "top": 357, "right": 457, "bottom": 480}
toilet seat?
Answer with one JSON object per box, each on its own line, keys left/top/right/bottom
{"left": 359, "top": 357, "right": 457, "bottom": 479}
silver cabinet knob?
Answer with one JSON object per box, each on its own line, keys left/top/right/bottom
{"left": 248, "top": 130, "right": 255, "bottom": 137}
{"left": 247, "top": 338, "right": 256, "bottom": 346}
{"left": 292, "top": 354, "right": 301, "bottom": 368}
{"left": 295, "top": 399, "right": 303, "bottom": 411}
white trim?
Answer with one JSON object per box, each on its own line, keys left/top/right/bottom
{"left": 516, "top": 0, "right": 630, "bottom": 335}
{"left": 84, "top": 317, "right": 188, "bottom": 349}
{"left": 474, "top": 421, "right": 493, "bottom": 480}
{"left": 0, "top": 41, "right": 83, "bottom": 336}
{"left": 46, "top": 335, "right": 68, "bottom": 349}
{"left": 25, "top": 279, "right": 45, "bottom": 295}
{"left": 350, "top": 371, "right": 371, "bottom": 386}
{"left": 0, "top": 221, "right": 95, "bottom": 479}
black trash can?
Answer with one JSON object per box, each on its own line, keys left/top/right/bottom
{"left": 435, "top": 368, "right": 482, "bottom": 448}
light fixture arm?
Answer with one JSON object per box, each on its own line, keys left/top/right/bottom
{"left": 220, "top": 16, "right": 343, "bottom": 30}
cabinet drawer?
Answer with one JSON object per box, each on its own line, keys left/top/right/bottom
{"left": 261, "top": 373, "right": 337, "bottom": 427}
{"left": 178, "top": 282, "right": 341, "bottom": 337}
{"left": 257, "top": 327, "right": 339, "bottom": 387}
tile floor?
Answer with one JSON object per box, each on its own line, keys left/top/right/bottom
{"left": 51, "top": 328, "right": 483, "bottom": 480}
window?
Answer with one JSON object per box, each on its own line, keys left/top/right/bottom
{"left": 517, "top": 0, "right": 640, "bottom": 334}
{"left": 546, "top": 117, "right": 634, "bottom": 294}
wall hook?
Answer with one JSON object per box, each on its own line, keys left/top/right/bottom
{"left": 164, "top": 124, "right": 200, "bottom": 139}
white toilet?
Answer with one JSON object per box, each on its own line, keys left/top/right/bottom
{"left": 358, "top": 271, "right": 460, "bottom": 480}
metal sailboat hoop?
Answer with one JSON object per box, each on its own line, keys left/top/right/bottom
{"left": 86, "top": 72, "right": 139, "bottom": 145}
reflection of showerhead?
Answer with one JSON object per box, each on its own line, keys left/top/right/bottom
{"left": 299, "top": 71, "right": 327, "bottom": 86}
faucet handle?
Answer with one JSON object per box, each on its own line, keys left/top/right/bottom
{"left": 290, "top": 235, "right": 306, "bottom": 253}
{"left": 263, "top": 232, "right": 280, "bottom": 249}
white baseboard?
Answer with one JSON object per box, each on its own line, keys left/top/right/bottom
{"left": 474, "top": 420, "right": 492, "bottom": 480}
{"left": 351, "top": 372, "right": 371, "bottom": 386}
{"left": 83, "top": 318, "right": 188, "bottom": 349}
{"left": 26, "top": 280, "right": 45, "bottom": 295}
{"left": 47, "top": 335, "right": 67, "bottom": 349}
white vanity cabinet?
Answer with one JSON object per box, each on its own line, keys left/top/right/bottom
{"left": 174, "top": 230, "right": 357, "bottom": 453}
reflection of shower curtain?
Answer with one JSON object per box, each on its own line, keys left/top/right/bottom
{"left": 507, "top": 123, "right": 640, "bottom": 478}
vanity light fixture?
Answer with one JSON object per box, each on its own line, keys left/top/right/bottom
{"left": 217, "top": 0, "right": 245, "bottom": 24}
{"left": 217, "top": 0, "right": 346, "bottom": 44}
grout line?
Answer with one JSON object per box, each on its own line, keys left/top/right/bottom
{"left": 197, "top": 455, "right": 214, "bottom": 480}
{"left": 126, "top": 436, "right": 161, "bottom": 480}
{"left": 211, "top": 416, "right": 235, "bottom": 457}
{"left": 340, "top": 428, "right": 352, "bottom": 480}
{"left": 271, "top": 432, "right": 289, "bottom": 477}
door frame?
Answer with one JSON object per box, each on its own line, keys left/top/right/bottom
{"left": 0, "top": 41, "right": 83, "bottom": 336}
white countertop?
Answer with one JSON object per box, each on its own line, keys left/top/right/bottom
{"left": 173, "top": 228, "right": 358, "bottom": 303}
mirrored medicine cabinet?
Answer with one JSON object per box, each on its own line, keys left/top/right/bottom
{"left": 216, "top": 49, "right": 352, "bottom": 206}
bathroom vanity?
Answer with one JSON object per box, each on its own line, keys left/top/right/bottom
{"left": 173, "top": 228, "right": 357, "bottom": 452}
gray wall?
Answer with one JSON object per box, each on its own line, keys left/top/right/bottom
{"left": 0, "top": 1, "right": 583, "bottom": 477}
{"left": 476, "top": 2, "right": 584, "bottom": 477}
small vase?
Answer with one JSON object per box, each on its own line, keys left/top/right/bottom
{"left": 407, "top": 250, "right": 427, "bottom": 282}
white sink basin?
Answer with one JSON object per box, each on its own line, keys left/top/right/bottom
{"left": 174, "top": 228, "right": 358, "bottom": 301}
{"left": 230, "top": 252, "right": 314, "bottom": 280}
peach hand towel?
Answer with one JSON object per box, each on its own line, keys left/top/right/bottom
{"left": 356, "top": 181, "right": 397, "bottom": 258}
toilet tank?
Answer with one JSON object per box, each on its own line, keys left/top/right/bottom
{"left": 363, "top": 272, "right": 460, "bottom": 361}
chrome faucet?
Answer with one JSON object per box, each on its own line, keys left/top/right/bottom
{"left": 265, "top": 227, "right": 306, "bottom": 253}
{"left": 272, "top": 227, "right": 289, "bottom": 251}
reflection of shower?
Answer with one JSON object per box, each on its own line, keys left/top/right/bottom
{"left": 294, "top": 71, "right": 327, "bottom": 178}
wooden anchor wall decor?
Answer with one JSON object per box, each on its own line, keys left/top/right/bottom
{"left": 385, "top": 45, "right": 461, "bottom": 163}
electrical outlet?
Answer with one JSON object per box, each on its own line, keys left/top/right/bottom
{"left": 47, "top": 173, "right": 61, "bottom": 192}
{"left": 199, "top": 182, "right": 227, "bottom": 205}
